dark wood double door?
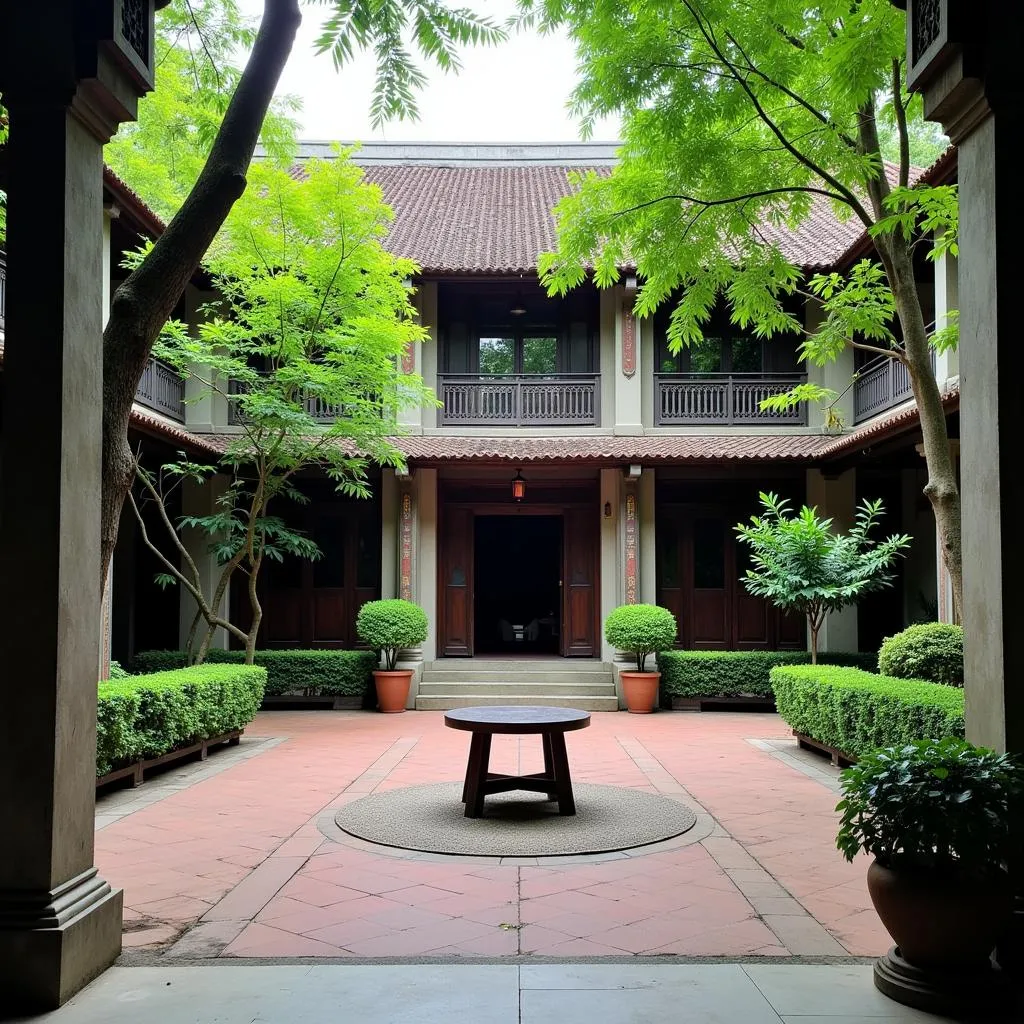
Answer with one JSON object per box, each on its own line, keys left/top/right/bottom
{"left": 440, "top": 505, "right": 598, "bottom": 658}
{"left": 657, "top": 505, "right": 803, "bottom": 649}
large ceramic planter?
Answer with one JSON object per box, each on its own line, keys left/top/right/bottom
{"left": 620, "top": 671, "right": 660, "bottom": 714}
{"left": 867, "top": 859, "right": 1012, "bottom": 968}
{"left": 373, "top": 669, "right": 414, "bottom": 713}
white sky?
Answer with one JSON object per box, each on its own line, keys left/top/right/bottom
{"left": 237, "top": 0, "right": 619, "bottom": 143}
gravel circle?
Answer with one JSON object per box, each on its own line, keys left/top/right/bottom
{"left": 334, "top": 782, "right": 697, "bottom": 857}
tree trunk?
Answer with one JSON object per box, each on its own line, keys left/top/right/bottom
{"left": 100, "top": 0, "right": 302, "bottom": 586}
{"left": 809, "top": 616, "right": 819, "bottom": 665}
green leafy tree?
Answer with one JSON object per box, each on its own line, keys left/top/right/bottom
{"left": 127, "top": 154, "right": 432, "bottom": 664}
{"left": 736, "top": 492, "right": 911, "bottom": 663}
{"left": 99, "top": 0, "right": 505, "bottom": 595}
{"left": 520, "top": 0, "right": 962, "bottom": 618}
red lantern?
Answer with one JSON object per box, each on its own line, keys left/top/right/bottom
{"left": 511, "top": 469, "right": 526, "bottom": 502}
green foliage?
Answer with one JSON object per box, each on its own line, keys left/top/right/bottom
{"left": 130, "top": 649, "right": 376, "bottom": 698}
{"left": 108, "top": 661, "right": 132, "bottom": 680}
{"left": 836, "top": 739, "right": 1024, "bottom": 872}
{"left": 105, "top": 1, "right": 300, "bottom": 223}
{"left": 604, "top": 604, "right": 677, "bottom": 672}
{"left": 878, "top": 622, "right": 964, "bottom": 687}
{"left": 770, "top": 664, "right": 964, "bottom": 760}
{"left": 356, "top": 600, "right": 429, "bottom": 670}
{"left": 736, "top": 493, "right": 910, "bottom": 661}
{"left": 310, "top": 0, "right": 507, "bottom": 127}
{"left": 96, "top": 664, "right": 266, "bottom": 774}
{"left": 519, "top": 0, "right": 957, "bottom": 413}
{"left": 658, "top": 650, "right": 877, "bottom": 699}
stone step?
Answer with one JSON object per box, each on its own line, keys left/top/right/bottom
{"left": 420, "top": 669, "right": 614, "bottom": 686}
{"left": 424, "top": 660, "right": 612, "bottom": 674}
{"left": 414, "top": 694, "right": 620, "bottom": 712}
{"left": 418, "top": 679, "right": 617, "bottom": 697}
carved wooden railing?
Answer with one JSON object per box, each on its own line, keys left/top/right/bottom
{"left": 134, "top": 357, "right": 185, "bottom": 423}
{"left": 439, "top": 373, "right": 600, "bottom": 426}
{"left": 655, "top": 373, "right": 807, "bottom": 426}
{"left": 227, "top": 378, "right": 346, "bottom": 425}
{"left": 853, "top": 356, "right": 916, "bottom": 423}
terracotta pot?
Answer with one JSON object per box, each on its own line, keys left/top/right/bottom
{"left": 373, "top": 669, "right": 414, "bottom": 713}
{"left": 867, "top": 859, "right": 1012, "bottom": 968}
{"left": 620, "top": 671, "right": 660, "bottom": 713}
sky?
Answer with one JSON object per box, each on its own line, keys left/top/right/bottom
{"left": 237, "top": 0, "right": 619, "bottom": 144}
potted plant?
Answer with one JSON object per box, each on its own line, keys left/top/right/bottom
{"left": 604, "top": 604, "right": 677, "bottom": 713}
{"left": 837, "top": 738, "right": 1024, "bottom": 1005}
{"left": 356, "top": 599, "right": 429, "bottom": 713}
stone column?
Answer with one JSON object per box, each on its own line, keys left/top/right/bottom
{"left": 599, "top": 467, "right": 623, "bottom": 666}
{"left": 0, "top": 7, "right": 148, "bottom": 1004}
{"left": 613, "top": 282, "right": 643, "bottom": 434}
{"left": 178, "top": 474, "right": 231, "bottom": 654}
{"left": 380, "top": 467, "right": 400, "bottom": 600}
{"left": 418, "top": 281, "right": 439, "bottom": 430}
{"left": 639, "top": 467, "right": 658, "bottom": 605}
{"left": 411, "top": 468, "right": 437, "bottom": 670}
{"left": 933, "top": 249, "right": 959, "bottom": 386}
{"left": 805, "top": 468, "right": 859, "bottom": 652}
{"left": 99, "top": 208, "right": 115, "bottom": 679}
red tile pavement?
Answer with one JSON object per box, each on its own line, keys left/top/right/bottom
{"left": 95, "top": 710, "right": 889, "bottom": 959}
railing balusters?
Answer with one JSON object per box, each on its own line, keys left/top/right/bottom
{"left": 439, "top": 374, "right": 600, "bottom": 426}
{"left": 134, "top": 357, "right": 185, "bottom": 423}
{"left": 654, "top": 373, "right": 806, "bottom": 425}
{"left": 853, "top": 356, "right": 922, "bottom": 423}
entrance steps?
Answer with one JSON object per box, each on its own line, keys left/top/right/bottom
{"left": 414, "top": 659, "right": 619, "bottom": 712}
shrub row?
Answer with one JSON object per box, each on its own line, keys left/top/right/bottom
{"left": 657, "top": 650, "right": 878, "bottom": 699}
{"left": 131, "top": 649, "right": 377, "bottom": 697}
{"left": 769, "top": 664, "right": 964, "bottom": 759}
{"left": 97, "top": 665, "right": 267, "bottom": 775}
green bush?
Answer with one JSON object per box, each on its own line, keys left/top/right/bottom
{"left": 108, "top": 661, "right": 131, "bottom": 679}
{"left": 877, "top": 622, "right": 964, "bottom": 687}
{"left": 658, "top": 650, "right": 877, "bottom": 699}
{"left": 604, "top": 604, "right": 677, "bottom": 672}
{"left": 770, "top": 664, "right": 964, "bottom": 759}
{"left": 96, "top": 664, "right": 266, "bottom": 775}
{"left": 131, "top": 649, "right": 377, "bottom": 697}
{"left": 356, "top": 599, "right": 429, "bottom": 670}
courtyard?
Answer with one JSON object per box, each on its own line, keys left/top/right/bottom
{"left": 98, "top": 709, "right": 885, "bottom": 961}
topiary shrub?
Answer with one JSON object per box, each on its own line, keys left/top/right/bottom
{"left": 770, "top": 664, "right": 964, "bottom": 759}
{"left": 356, "top": 599, "right": 429, "bottom": 670}
{"left": 108, "top": 661, "right": 131, "bottom": 679}
{"left": 604, "top": 604, "right": 677, "bottom": 672}
{"left": 878, "top": 622, "right": 964, "bottom": 687}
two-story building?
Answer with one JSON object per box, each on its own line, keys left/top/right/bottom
{"left": 0, "top": 142, "right": 960, "bottom": 706}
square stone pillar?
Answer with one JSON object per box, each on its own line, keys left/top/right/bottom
{"left": 613, "top": 283, "right": 643, "bottom": 435}
{"left": 412, "top": 468, "right": 438, "bottom": 664}
{"left": 380, "top": 467, "right": 400, "bottom": 600}
{"left": 599, "top": 467, "right": 622, "bottom": 663}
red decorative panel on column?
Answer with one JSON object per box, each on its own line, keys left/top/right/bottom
{"left": 624, "top": 491, "right": 638, "bottom": 604}
{"left": 399, "top": 487, "right": 413, "bottom": 602}
{"left": 401, "top": 341, "right": 415, "bottom": 375}
{"left": 621, "top": 300, "right": 636, "bottom": 377}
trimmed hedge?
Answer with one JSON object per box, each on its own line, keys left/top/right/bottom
{"left": 657, "top": 650, "right": 878, "bottom": 699}
{"left": 131, "top": 649, "right": 377, "bottom": 697}
{"left": 878, "top": 622, "right": 964, "bottom": 687}
{"left": 770, "top": 664, "right": 964, "bottom": 759}
{"left": 96, "top": 664, "right": 266, "bottom": 775}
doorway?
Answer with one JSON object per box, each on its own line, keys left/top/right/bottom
{"left": 474, "top": 516, "right": 562, "bottom": 654}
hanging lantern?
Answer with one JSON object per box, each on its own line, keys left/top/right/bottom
{"left": 511, "top": 469, "right": 527, "bottom": 502}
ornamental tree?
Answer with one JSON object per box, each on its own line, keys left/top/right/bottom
{"left": 735, "top": 492, "right": 911, "bottom": 663}
{"left": 128, "top": 154, "right": 432, "bottom": 664}
{"left": 521, "top": 0, "right": 962, "bottom": 618}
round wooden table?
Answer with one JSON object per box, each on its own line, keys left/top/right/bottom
{"left": 444, "top": 706, "right": 591, "bottom": 818}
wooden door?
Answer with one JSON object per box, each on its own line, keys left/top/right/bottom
{"left": 562, "top": 508, "right": 597, "bottom": 656}
{"left": 441, "top": 506, "right": 474, "bottom": 656}
{"left": 690, "top": 516, "right": 729, "bottom": 648}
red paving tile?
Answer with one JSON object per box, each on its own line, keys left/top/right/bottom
{"left": 95, "top": 709, "right": 890, "bottom": 959}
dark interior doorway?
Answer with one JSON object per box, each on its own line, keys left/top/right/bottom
{"left": 474, "top": 515, "right": 562, "bottom": 654}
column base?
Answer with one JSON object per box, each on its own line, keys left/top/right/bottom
{"left": 0, "top": 869, "right": 123, "bottom": 1012}
{"left": 873, "top": 946, "right": 1012, "bottom": 1017}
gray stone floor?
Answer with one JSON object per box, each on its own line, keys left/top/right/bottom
{"left": 12, "top": 963, "right": 974, "bottom": 1023}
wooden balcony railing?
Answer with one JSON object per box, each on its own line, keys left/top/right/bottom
{"left": 853, "top": 356, "right": 915, "bottom": 423}
{"left": 655, "top": 373, "right": 807, "bottom": 426}
{"left": 135, "top": 357, "right": 185, "bottom": 423}
{"left": 227, "top": 379, "right": 346, "bottom": 425}
{"left": 439, "top": 373, "right": 600, "bottom": 426}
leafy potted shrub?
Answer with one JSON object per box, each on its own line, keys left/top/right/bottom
{"left": 837, "top": 738, "right": 1024, "bottom": 980}
{"left": 604, "top": 604, "right": 677, "bottom": 713}
{"left": 878, "top": 622, "right": 964, "bottom": 687}
{"left": 356, "top": 599, "right": 429, "bottom": 713}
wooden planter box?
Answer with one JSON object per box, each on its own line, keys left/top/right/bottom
{"left": 261, "top": 694, "right": 363, "bottom": 710}
{"left": 96, "top": 729, "right": 243, "bottom": 790}
{"left": 670, "top": 695, "right": 776, "bottom": 712}
{"left": 794, "top": 731, "right": 857, "bottom": 768}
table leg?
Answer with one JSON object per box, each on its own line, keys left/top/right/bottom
{"left": 541, "top": 732, "right": 557, "bottom": 801}
{"left": 463, "top": 732, "right": 492, "bottom": 818}
{"left": 547, "top": 731, "right": 576, "bottom": 815}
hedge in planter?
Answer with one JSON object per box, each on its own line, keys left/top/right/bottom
{"left": 96, "top": 664, "right": 266, "bottom": 775}
{"left": 770, "top": 664, "right": 964, "bottom": 759}
{"left": 131, "top": 649, "right": 377, "bottom": 697}
{"left": 878, "top": 622, "right": 964, "bottom": 687}
{"left": 657, "top": 650, "right": 878, "bottom": 699}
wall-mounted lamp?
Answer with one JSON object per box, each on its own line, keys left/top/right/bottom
{"left": 603, "top": 501, "right": 613, "bottom": 519}
{"left": 511, "top": 469, "right": 527, "bottom": 502}
{"left": 626, "top": 464, "right": 642, "bottom": 480}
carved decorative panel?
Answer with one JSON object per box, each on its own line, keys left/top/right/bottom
{"left": 121, "top": 0, "right": 150, "bottom": 65}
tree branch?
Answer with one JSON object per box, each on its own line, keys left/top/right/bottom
{"left": 612, "top": 184, "right": 847, "bottom": 220}
{"left": 891, "top": 58, "right": 910, "bottom": 190}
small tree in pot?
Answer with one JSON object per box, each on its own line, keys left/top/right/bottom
{"left": 356, "top": 599, "right": 429, "bottom": 713}
{"left": 837, "top": 738, "right": 1024, "bottom": 1012}
{"left": 604, "top": 604, "right": 677, "bottom": 713}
